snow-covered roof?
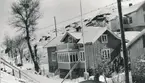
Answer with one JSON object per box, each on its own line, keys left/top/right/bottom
{"left": 127, "top": 29, "right": 145, "bottom": 48}
{"left": 116, "top": 31, "right": 140, "bottom": 42}
{"left": 123, "top": 1, "right": 145, "bottom": 15}
{"left": 68, "top": 32, "right": 82, "bottom": 39}
{"left": 44, "top": 36, "right": 63, "bottom": 48}
{"left": 61, "top": 32, "right": 82, "bottom": 42}
{"left": 78, "top": 27, "right": 120, "bottom": 44}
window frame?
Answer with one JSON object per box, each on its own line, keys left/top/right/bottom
{"left": 51, "top": 52, "right": 56, "bottom": 61}
{"left": 101, "top": 49, "right": 111, "bottom": 60}
{"left": 129, "top": 17, "right": 133, "bottom": 24}
{"left": 79, "top": 51, "right": 85, "bottom": 62}
{"left": 101, "top": 34, "right": 108, "bottom": 43}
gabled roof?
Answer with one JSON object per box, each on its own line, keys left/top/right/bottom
{"left": 116, "top": 31, "right": 140, "bottom": 42}
{"left": 44, "top": 36, "right": 63, "bottom": 48}
{"left": 78, "top": 27, "right": 121, "bottom": 44}
{"left": 123, "top": 1, "right": 145, "bottom": 15}
{"left": 127, "top": 29, "right": 145, "bottom": 49}
{"left": 60, "top": 32, "right": 82, "bottom": 42}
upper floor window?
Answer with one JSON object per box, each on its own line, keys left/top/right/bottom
{"left": 79, "top": 51, "right": 85, "bottom": 61}
{"left": 129, "top": 17, "right": 132, "bottom": 24}
{"left": 123, "top": 17, "right": 129, "bottom": 24}
{"left": 52, "top": 52, "right": 56, "bottom": 61}
{"left": 101, "top": 34, "right": 108, "bottom": 43}
{"left": 101, "top": 49, "right": 110, "bottom": 59}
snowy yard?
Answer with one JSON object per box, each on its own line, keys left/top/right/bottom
{"left": 24, "top": 71, "right": 85, "bottom": 83}
{"left": 1, "top": 71, "right": 26, "bottom": 83}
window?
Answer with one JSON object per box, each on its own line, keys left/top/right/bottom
{"left": 70, "top": 52, "right": 78, "bottom": 62}
{"left": 101, "top": 49, "right": 110, "bottom": 59}
{"left": 51, "top": 52, "right": 56, "bottom": 61}
{"left": 123, "top": 17, "right": 128, "bottom": 24}
{"left": 57, "top": 52, "right": 69, "bottom": 63}
{"left": 101, "top": 34, "right": 108, "bottom": 43}
{"left": 129, "top": 17, "right": 132, "bottom": 24}
{"left": 57, "top": 52, "right": 78, "bottom": 63}
{"left": 79, "top": 51, "right": 85, "bottom": 61}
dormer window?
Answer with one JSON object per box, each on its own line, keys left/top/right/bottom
{"left": 101, "top": 34, "right": 108, "bottom": 43}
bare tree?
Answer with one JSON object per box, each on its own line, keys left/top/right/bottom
{"left": 11, "top": 0, "right": 41, "bottom": 72}
{"left": 3, "top": 35, "right": 15, "bottom": 58}
{"left": 14, "top": 35, "right": 27, "bottom": 66}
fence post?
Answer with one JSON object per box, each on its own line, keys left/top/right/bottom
{"left": 12, "top": 69, "right": 15, "bottom": 76}
{"left": 19, "top": 70, "right": 21, "bottom": 78}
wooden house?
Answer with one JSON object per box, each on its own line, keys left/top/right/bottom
{"left": 126, "top": 29, "right": 145, "bottom": 77}
{"left": 45, "top": 27, "right": 122, "bottom": 78}
{"left": 111, "top": 1, "right": 145, "bottom": 31}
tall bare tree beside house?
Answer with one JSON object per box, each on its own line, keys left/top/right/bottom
{"left": 11, "top": 0, "right": 41, "bottom": 72}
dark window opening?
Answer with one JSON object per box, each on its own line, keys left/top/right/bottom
{"left": 129, "top": 17, "right": 132, "bottom": 23}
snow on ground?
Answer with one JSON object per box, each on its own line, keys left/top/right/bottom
{"left": 99, "top": 72, "right": 133, "bottom": 83}
{"left": 24, "top": 71, "right": 85, "bottom": 83}
{"left": 1, "top": 71, "right": 26, "bottom": 83}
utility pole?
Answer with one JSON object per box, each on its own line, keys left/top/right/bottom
{"left": 80, "top": 0, "right": 88, "bottom": 80}
{"left": 117, "top": 0, "right": 130, "bottom": 83}
{"left": 54, "top": 16, "right": 57, "bottom": 37}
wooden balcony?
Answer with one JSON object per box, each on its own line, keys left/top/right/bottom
{"left": 57, "top": 43, "right": 78, "bottom": 51}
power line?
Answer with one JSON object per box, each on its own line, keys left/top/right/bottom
{"left": 37, "top": 1, "right": 118, "bottom": 30}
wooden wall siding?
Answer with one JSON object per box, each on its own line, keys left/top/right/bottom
{"left": 91, "top": 31, "right": 121, "bottom": 69}
{"left": 47, "top": 47, "right": 58, "bottom": 73}
{"left": 85, "top": 44, "right": 94, "bottom": 69}
{"left": 128, "top": 37, "right": 144, "bottom": 73}
{"left": 58, "top": 63, "right": 70, "bottom": 69}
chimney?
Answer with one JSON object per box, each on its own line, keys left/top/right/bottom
{"left": 129, "top": 3, "right": 133, "bottom": 7}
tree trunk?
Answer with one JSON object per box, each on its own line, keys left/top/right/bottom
{"left": 25, "top": 27, "right": 40, "bottom": 72}
{"left": 18, "top": 49, "right": 23, "bottom": 65}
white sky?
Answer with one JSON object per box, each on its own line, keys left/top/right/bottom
{"left": 0, "top": 0, "right": 144, "bottom": 44}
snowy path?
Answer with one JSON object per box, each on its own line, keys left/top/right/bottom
{"left": 24, "top": 71, "right": 85, "bottom": 83}
{"left": 1, "top": 71, "right": 23, "bottom": 83}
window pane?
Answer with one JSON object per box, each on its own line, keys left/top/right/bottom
{"left": 76, "top": 53, "right": 78, "bottom": 61}
{"left": 129, "top": 17, "right": 132, "bottom": 23}
{"left": 73, "top": 53, "right": 75, "bottom": 62}
{"left": 70, "top": 54, "right": 73, "bottom": 62}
